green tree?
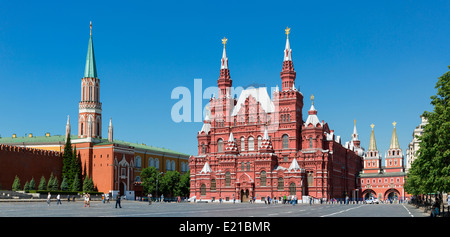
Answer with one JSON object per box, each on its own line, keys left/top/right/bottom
{"left": 406, "top": 66, "right": 450, "bottom": 195}
{"left": 62, "top": 136, "right": 74, "bottom": 188}
{"left": 38, "top": 176, "right": 46, "bottom": 190}
{"left": 47, "top": 173, "right": 59, "bottom": 191}
{"left": 179, "top": 170, "right": 190, "bottom": 197}
{"left": 12, "top": 175, "right": 21, "bottom": 191}
{"left": 83, "top": 176, "right": 94, "bottom": 192}
{"left": 72, "top": 173, "right": 81, "bottom": 192}
{"left": 29, "top": 177, "right": 36, "bottom": 190}
{"left": 160, "top": 170, "right": 181, "bottom": 198}
{"left": 72, "top": 147, "right": 82, "bottom": 189}
{"left": 60, "top": 177, "right": 69, "bottom": 191}
{"left": 140, "top": 167, "right": 162, "bottom": 196}
{"left": 24, "top": 181, "right": 30, "bottom": 192}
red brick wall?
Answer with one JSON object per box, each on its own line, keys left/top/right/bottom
{"left": 0, "top": 144, "right": 62, "bottom": 190}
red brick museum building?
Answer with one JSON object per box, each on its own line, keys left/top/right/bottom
{"left": 189, "top": 29, "right": 365, "bottom": 203}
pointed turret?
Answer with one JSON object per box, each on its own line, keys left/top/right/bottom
{"left": 217, "top": 37, "right": 232, "bottom": 99}
{"left": 225, "top": 132, "right": 239, "bottom": 154}
{"left": 84, "top": 21, "right": 97, "bottom": 78}
{"left": 351, "top": 120, "right": 361, "bottom": 148}
{"left": 65, "top": 115, "right": 71, "bottom": 141}
{"left": 259, "top": 127, "right": 274, "bottom": 153}
{"left": 305, "top": 95, "right": 320, "bottom": 127}
{"left": 281, "top": 27, "right": 296, "bottom": 91}
{"left": 108, "top": 118, "right": 113, "bottom": 142}
{"left": 368, "top": 124, "right": 377, "bottom": 151}
{"left": 390, "top": 121, "right": 400, "bottom": 149}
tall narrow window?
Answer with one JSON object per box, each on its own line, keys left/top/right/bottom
{"left": 309, "top": 137, "right": 313, "bottom": 148}
{"left": 218, "top": 139, "right": 223, "bottom": 152}
{"left": 201, "top": 184, "right": 206, "bottom": 196}
{"left": 282, "top": 134, "right": 289, "bottom": 149}
{"left": 260, "top": 171, "right": 266, "bottom": 186}
{"left": 240, "top": 137, "right": 245, "bottom": 151}
{"left": 307, "top": 172, "right": 314, "bottom": 186}
{"left": 248, "top": 137, "right": 254, "bottom": 151}
{"left": 225, "top": 172, "right": 231, "bottom": 187}
{"left": 289, "top": 183, "right": 296, "bottom": 195}
{"left": 257, "top": 136, "right": 262, "bottom": 150}
{"left": 278, "top": 178, "right": 284, "bottom": 190}
{"left": 247, "top": 161, "right": 251, "bottom": 171}
{"left": 211, "top": 179, "right": 216, "bottom": 191}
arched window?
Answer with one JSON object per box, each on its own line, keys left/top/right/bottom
{"left": 247, "top": 161, "right": 251, "bottom": 171}
{"left": 289, "top": 183, "right": 296, "bottom": 195}
{"left": 309, "top": 137, "right": 313, "bottom": 148}
{"left": 260, "top": 171, "right": 266, "bottom": 186}
{"left": 307, "top": 172, "right": 314, "bottom": 186}
{"left": 149, "top": 158, "right": 154, "bottom": 168}
{"left": 248, "top": 137, "right": 254, "bottom": 151}
{"left": 240, "top": 137, "right": 245, "bottom": 151}
{"left": 201, "top": 184, "right": 206, "bottom": 196}
{"left": 155, "top": 158, "right": 159, "bottom": 169}
{"left": 202, "top": 143, "right": 206, "bottom": 154}
{"left": 218, "top": 139, "right": 223, "bottom": 152}
{"left": 166, "top": 160, "right": 170, "bottom": 171}
{"left": 278, "top": 178, "right": 284, "bottom": 190}
{"left": 282, "top": 134, "right": 289, "bottom": 149}
{"left": 81, "top": 123, "right": 84, "bottom": 135}
{"left": 225, "top": 172, "right": 231, "bottom": 187}
{"left": 241, "top": 162, "right": 245, "bottom": 171}
{"left": 171, "top": 160, "right": 176, "bottom": 171}
{"left": 211, "top": 179, "right": 216, "bottom": 191}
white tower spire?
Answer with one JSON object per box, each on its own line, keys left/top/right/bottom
{"left": 65, "top": 115, "right": 71, "bottom": 140}
{"left": 108, "top": 118, "right": 113, "bottom": 142}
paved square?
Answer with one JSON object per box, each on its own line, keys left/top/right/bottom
{"left": 0, "top": 200, "right": 428, "bottom": 217}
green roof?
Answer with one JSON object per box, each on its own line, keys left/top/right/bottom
{"left": 0, "top": 134, "right": 190, "bottom": 158}
{"left": 84, "top": 33, "right": 97, "bottom": 78}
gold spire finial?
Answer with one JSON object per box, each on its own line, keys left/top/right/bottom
{"left": 285, "top": 27, "right": 291, "bottom": 39}
{"left": 90, "top": 21, "right": 92, "bottom": 36}
{"left": 310, "top": 94, "right": 314, "bottom": 105}
{"left": 393, "top": 121, "right": 397, "bottom": 127}
{"left": 222, "top": 37, "right": 228, "bottom": 48}
{"left": 354, "top": 119, "right": 356, "bottom": 126}
{"left": 370, "top": 123, "right": 374, "bottom": 129}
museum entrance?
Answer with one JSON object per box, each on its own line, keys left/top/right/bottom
{"left": 241, "top": 189, "right": 249, "bottom": 203}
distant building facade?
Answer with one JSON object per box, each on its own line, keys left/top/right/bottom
{"left": 406, "top": 116, "right": 427, "bottom": 171}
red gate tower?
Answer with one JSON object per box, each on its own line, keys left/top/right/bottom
{"left": 190, "top": 28, "right": 363, "bottom": 203}
{"left": 79, "top": 21, "right": 102, "bottom": 139}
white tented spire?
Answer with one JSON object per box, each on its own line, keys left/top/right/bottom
{"left": 221, "top": 37, "right": 228, "bottom": 69}
{"left": 65, "top": 115, "right": 71, "bottom": 140}
{"left": 352, "top": 120, "right": 359, "bottom": 141}
{"left": 284, "top": 27, "right": 292, "bottom": 61}
{"left": 108, "top": 117, "right": 113, "bottom": 142}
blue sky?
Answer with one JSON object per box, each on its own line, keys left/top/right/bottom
{"left": 0, "top": 0, "right": 448, "bottom": 157}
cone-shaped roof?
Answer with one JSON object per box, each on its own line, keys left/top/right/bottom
{"left": 84, "top": 21, "right": 97, "bottom": 78}
{"left": 390, "top": 121, "right": 400, "bottom": 149}
{"left": 368, "top": 124, "right": 377, "bottom": 151}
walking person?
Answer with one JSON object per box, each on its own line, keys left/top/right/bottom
{"left": 115, "top": 192, "right": 122, "bottom": 208}
{"left": 148, "top": 193, "right": 152, "bottom": 205}
{"left": 47, "top": 192, "right": 51, "bottom": 206}
{"left": 56, "top": 194, "right": 62, "bottom": 205}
